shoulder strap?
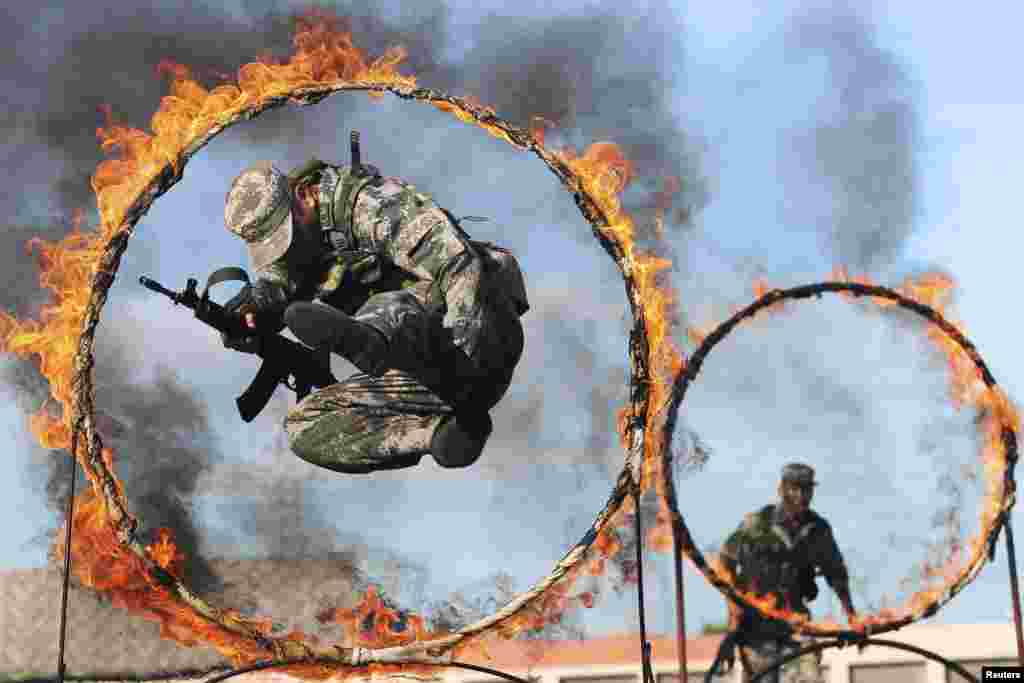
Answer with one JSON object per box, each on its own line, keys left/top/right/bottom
{"left": 205, "top": 266, "right": 250, "bottom": 289}
{"left": 317, "top": 165, "right": 379, "bottom": 250}
{"left": 337, "top": 169, "right": 380, "bottom": 239}
{"left": 288, "top": 158, "right": 328, "bottom": 184}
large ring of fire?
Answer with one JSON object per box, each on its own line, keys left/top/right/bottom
{"left": 17, "top": 32, "right": 681, "bottom": 677}
{"left": 658, "top": 280, "right": 1019, "bottom": 638}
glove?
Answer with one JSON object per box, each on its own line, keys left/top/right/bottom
{"left": 220, "top": 283, "right": 283, "bottom": 354}
{"left": 718, "top": 636, "right": 736, "bottom": 674}
{"left": 225, "top": 283, "right": 287, "bottom": 330}
{"left": 798, "top": 564, "right": 819, "bottom": 602}
{"left": 221, "top": 328, "right": 261, "bottom": 354}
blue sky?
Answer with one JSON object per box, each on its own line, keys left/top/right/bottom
{"left": 2, "top": 0, "right": 1023, "bottom": 643}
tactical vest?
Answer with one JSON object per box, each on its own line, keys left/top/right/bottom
{"left": 292, "top": 157, "right": 530, "bottom": 319}
{"left": 735, "top": 505, "right": 822, "bottom": 610}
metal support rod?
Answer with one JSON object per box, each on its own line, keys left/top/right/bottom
{"left": 671, "top": 520, "right": 688, "bottom": 683}
{"left": 57, "top": 435, "right": 79, "bottom": 683}
{"left": 1004, "top": 517, "right": 1024, "bottom": 665}
{"left": 632, "top": 488, "right": 655, "bottom": 683}
{"left": 748, "top": 637, "right": 978, "bottom": 683}
{"left": 200, "top": 659, "right": 536, "bottom": 683}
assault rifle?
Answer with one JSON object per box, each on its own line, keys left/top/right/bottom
{"left": 140, "top": 269, "right": 337, "bottom": 422}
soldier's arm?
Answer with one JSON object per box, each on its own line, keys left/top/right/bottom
{"left": 719, "top": 523, "right": 746, "bottom": 631}
{"left": 437, "top": 247, "right": 487, "bottom": 360}
{"left": 815, "top": 522, "right": 857, "bottom": 619}
{"left": 241, "top": 261, "right": 295, "bottom": 332}
{"left": 356, "top": 177, "right": 488, "bottom": 363}
{"left": 219, "top": 263, "right": 292, "bottom": 352}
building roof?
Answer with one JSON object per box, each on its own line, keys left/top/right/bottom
{"left": 458, "top": 632, "right": 726, "bottom": 672}
{"left": 0, "top": 559, "right": 360, "bottom": 677}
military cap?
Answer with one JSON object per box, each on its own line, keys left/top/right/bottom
{"left": 780, "top": 462, "right": 817, "bottom": 487}
{"left": 224, "top": 161, "right": 294, "bottom": 271}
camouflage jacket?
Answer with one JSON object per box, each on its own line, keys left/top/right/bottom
{"left": 721, "top": 504, "right": 850, "bottom": 616}
{"left": 250, "top": 159, "right": 528, "bottom": 361}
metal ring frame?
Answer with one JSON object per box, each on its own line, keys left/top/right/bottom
{"left": 47, "top": 75, "right": 659, "bottom": 679}
{"left": 659, "top": 281, "right": 1020, "bottom": 639}
{"left": 747, "top": 638, "right": 978, "bottom": 683}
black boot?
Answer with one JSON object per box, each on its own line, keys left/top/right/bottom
{"left": 284, "top": 302, "right": 390, "bottom": 376}
{"left": 430, "top": 411, "right": 493, "bottom": 468}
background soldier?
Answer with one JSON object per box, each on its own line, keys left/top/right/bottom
{"left": 220, "top": 152, "right": 528, "bottom": 474}
{"left": 715, "top": 463, "right": 857, "bottom": 683}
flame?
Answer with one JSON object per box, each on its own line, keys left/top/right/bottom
{"left": 0, "top": 215, "right": 106, "bottom": 425}
{"left": 752, "top": 277, "right": 771, "bottom": 301}
{"left": 571, "top": 151, "right": 683, "bottom": 489}
{"left": 552, "top": 139, "right": 686, "bottom": 548}
{"left": 888, "top": 269, "right": 1017, "bottom": 620}
{"left": 51, "top": 491, "right": 276, "bottom": 660}
{"left": 92, "top": 12, "right": 416, "bottom": 233}
{"left": 147, "top": 527, "right": 185, "bottom": 576}
{"left": 463, "top": 571, "right": 596, "bottom": 647}
{"left": 588, "top": 525, "right": 624, "bottom": 576}
{"left": 554, "top": 142, "right": 635, "bottom": 249}
{"left": 316, "top": 584, "right": 450, "bottom": 650}
{"left": 707, "top": 554, "right": 815, "bottom": 627}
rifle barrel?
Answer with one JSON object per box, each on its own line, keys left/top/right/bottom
{"left": 139, "top": 276, "right": 180, "bottom": 301}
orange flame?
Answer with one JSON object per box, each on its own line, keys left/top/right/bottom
{"left": 52, "top": 491, "right": 275, "bottom": 660}
{"left": 554, "top": 139, "right": 686, "bottom": 548}
{"left": 317, "top": 584, "right": 445, "bottom": 649}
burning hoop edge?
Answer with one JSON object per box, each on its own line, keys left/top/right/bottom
{"left": 658, "top": 280, "right": 1019, "bottom": 639}
{"left": 64, "top": 80, "right": 663, "bottom": 669}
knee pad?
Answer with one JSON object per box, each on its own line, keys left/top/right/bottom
{"left": 430, "top": 412, "right": 493, "bottom": 468}
{"left": 284, "top": 302, "right": 332, "bottom": 347}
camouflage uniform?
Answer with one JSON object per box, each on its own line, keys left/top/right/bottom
{"left": 720, "top": 503, "right": 851, "bottom": 683}
{"left": 224, "top": 159, "right": 528, "bottom": 474}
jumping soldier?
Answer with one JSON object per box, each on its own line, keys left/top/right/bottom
{"left": 714, "top": 463, "right": 857, "bottom": 683}
{"left": 220, "top": 135, "right": 528, "bottom": 474}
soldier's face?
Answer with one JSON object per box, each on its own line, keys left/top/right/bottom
{"left": 779, "top": 482, "right": 814, "bottom": 515}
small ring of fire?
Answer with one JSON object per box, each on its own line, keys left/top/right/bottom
{"left": 658, "top": 280, "right": 1018, "bottom": 638}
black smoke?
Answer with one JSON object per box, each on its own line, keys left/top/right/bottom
{"left": 781, "top": 4, "right": 921, "bottom": 271}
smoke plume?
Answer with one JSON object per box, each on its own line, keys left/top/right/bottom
{"left": 781, "top": 4, "right": 920, "bottom": 272}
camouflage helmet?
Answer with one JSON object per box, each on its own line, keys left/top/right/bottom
{"left": 780, "top": 462, "right": 817, "bottom": 487}
{"left": 224, "top": 161, "right": 294, "bottom": 271}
